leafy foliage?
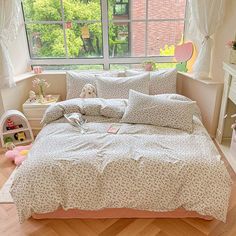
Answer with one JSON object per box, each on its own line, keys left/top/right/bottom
{"left": 23, "top": 0, "right": 110, "bottom": 58}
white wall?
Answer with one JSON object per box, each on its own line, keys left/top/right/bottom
{"left": 211, "top": 0, "right": 236, "bottom": 82}
{"left": 1, "top": 77, "right": 33, "bottom": 113}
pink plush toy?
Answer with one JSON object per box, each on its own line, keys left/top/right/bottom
{"left": 5, "top": 144, "right": 32, "bottom": 166}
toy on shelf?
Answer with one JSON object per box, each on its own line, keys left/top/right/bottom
{"left": 14, "top": 132, "right": 26, "bottom": 142}
{"left": 4, "top": 136, "right": 13, "bottom": 144}
{"left": 0, "top": 110, "right": 34, "bottom": 148}
{"left": 6, "top": 118, "right": 15, "bottom": 130}
{"left": 5, "top": 144, "right": 32, "bottom": 166}
{"left": 4, "top": 137, "right": 15, "bottom": 150}
{"left": 6, "top": 118, "right": 23, "bottom": 130}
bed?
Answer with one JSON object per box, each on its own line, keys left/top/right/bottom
{"left": 10, "top": 93, "right": 232, "bottom": 223}
{"left": 10, "top": 70, "right": 232, "bottom": 223}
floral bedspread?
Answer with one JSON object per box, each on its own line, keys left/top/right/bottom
{"left": 10, "top": 98, "right": 232, "bottom": 223}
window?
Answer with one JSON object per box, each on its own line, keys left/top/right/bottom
{"left": 22, "top": 0, "right": 187, "bottom": 69}
{"left": 113, "top": 0, "right": 129, "bottom": 16}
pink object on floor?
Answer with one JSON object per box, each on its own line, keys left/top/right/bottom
{"left": 32, "top": 208, "right": 213, "bottom": 220}
{"left": 5, "top": 144, "right": 32, "bottom": 166}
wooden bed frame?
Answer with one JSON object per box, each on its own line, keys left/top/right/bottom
{"left": 32, "top": 208, "right": 213, "bottom": 220}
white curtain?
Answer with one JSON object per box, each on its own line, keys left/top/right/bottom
{"left": 0, "top": 0, "right": 22, "bottom": 89}
{"left": 189, "top": 0, "right": 225, "bottom": 79}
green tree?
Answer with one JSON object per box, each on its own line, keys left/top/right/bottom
{"left": 23, "top": 0, "right": 128, "bottom": 58}
{"left": 23, "top": 0, "right": 106, "bottom": 58}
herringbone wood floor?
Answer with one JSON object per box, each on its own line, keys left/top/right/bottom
{"left": 0, "top": 144, "right": 236, "bottom": 236}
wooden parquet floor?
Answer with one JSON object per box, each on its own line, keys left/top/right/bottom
{"left": 0, "top": 144, "right": 236, "bottom": 236}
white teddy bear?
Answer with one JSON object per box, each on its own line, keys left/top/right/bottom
{"left": 80, "top": 84, "right": 97, "bottom": 98}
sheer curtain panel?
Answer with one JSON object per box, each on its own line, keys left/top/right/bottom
{"left": 0, "top": 0, "right": 22, "bottom": 89}
{"left": 189, "top": 0, "right": 226, "bottom": 79}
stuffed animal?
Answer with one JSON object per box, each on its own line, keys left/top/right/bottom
{"left": 6, "top": 118, "right": 16, "bottom": 130}
{"left": 4, "top": 136, "right": 13, "bottom": 144}
{"left": 80, "top": 84, "right": 97, "bottom": 98}
{"left": 4, "top": 137, "right": 15, "bottom": 150}
{"left": 14, "top": 132, "right": 26, "bottom": 142}
{"left": 5, "top": 144, "right": 32, "bottom": 166}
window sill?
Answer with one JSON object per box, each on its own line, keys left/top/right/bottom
{"left": 14, "top": 72, "right": 35, "bottom": 83}
{"left": 14, "top": 71, "right": 67, "bottom": 83}
{"left": 14, "top": 71, "right": 223, "bottom": 86}
{"left": 38, "top": 70, "right": 67, "bottom": 75}
{"left": 178, "top": 72, "right": 223, "bottom": 85}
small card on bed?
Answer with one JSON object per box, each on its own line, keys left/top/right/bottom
{"left": 107, "top": 124, "right": 121, "bottom": 134}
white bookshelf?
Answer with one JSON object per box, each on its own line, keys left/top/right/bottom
{"left": 0, "top": 110, "right": 34, "bottom": 148}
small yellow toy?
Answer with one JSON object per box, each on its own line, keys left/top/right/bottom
{"left": 14, "top": 131, "right": 26, "bottom": 142}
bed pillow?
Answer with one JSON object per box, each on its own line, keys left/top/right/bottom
{"left": 66, "top": 71, "right": 96, "bottom": 99}
{"left": 96, "top": 73, "right": 150, "bottom": 99}
{"left": 121, "top": 90, "right": 195, "bottom": 132}
{"left": 125, "top": 68, "right": 177, "bottom": 95}
{"left": 156, "top": 93, "right": 202, "bottom": 121}
{"left": 66, "top": 71, "right": 120, "bottom": 99}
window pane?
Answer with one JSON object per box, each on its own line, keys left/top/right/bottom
{"left": 130, "top": 22, "right": 146, "bottom": 57}
{"left": 63, "top": 0, "right": 101, "bottom": 21}
{"left": 109, "top": 0, "right": 146, "bottom": 21}
{"left": 148, "top": 0, "right": 187, "bottom": 20}
{"left": 38, "top": 65, "right": 104, "bottom": 70}
{"left": 109, "top": 23, "right": 129, "bottom": 57}
{"left": 147, "top": 21, "right": 184, "bottom": 56}
{"left": 22, "top": 0, "right": 187, "bottom": 63}
{"left": 66, "top": 23, "right": 103, "bottom": 58}
{"left": 109, "top": 21, "right": 146, "bottom": 57}
{"left": 22, "top": 0, "right": 62, "bottom": 21}
{"left": 26, "top": 24, "right": 66, "bottom": 58}
{"left": 109, "top": 0, "right": 130, "bottom": 21}
{"left": 110, "top": 63, "right": 177, "bottom": 70}
{"left": 130, "top": 0, "right": 146, "bottom": 20}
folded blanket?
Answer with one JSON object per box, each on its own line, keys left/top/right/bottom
{"left": 41, "top": 98, "right": 128, "bottom": 125}
{"left": 42, "top": 94, "right": 202, "bottom": 126}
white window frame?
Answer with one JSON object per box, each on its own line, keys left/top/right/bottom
{"left": 22, "top": 0, "right": 187, "bottom": 69}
